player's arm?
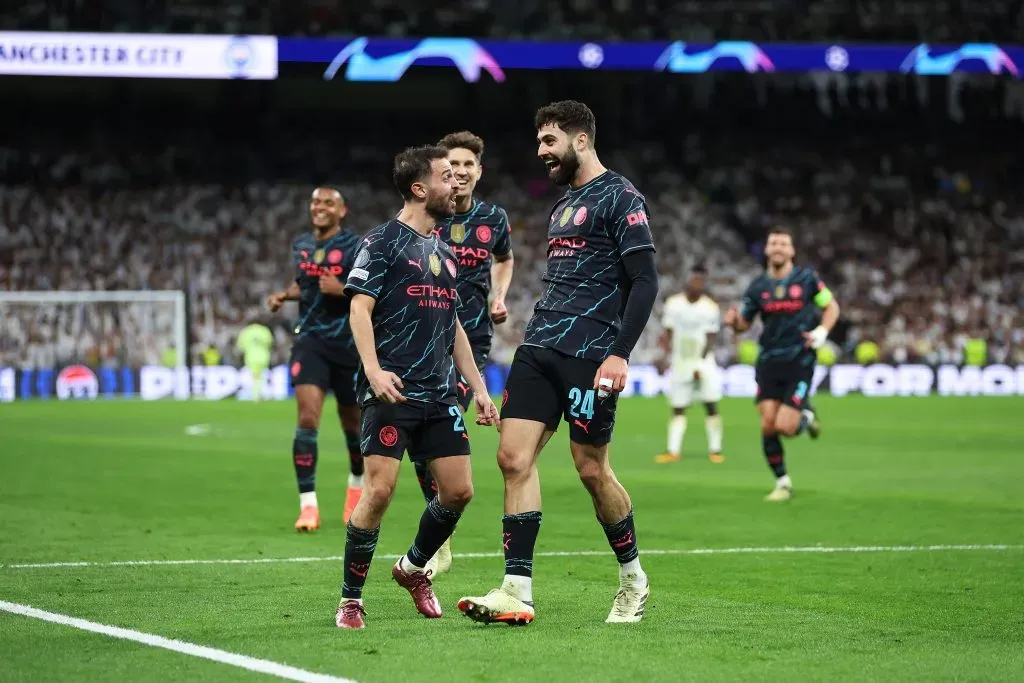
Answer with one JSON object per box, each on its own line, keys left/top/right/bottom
{"left": 267, "top": 282, "right": 300, "bottom": 312}
{"left": 489, "top": 209, "right": 514, "bottom": 324}
{"left": 599, "top": 193, "right": 659, "bottom": 393}
{"left": 725, "top": 285, "right": 758, "bottom": 332}
{"left": 348, "top": 294, "right": 405, "bottom": 404}
{"left": 803, "top": 279, "right": 840, "bottom": 349}
{"left": 704, "top": 304, "right": 721, "bottom": 359}
{"left": 452, "top": 319, "right": 499, "bottom": 426}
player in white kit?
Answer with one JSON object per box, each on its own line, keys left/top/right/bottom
{"left": 656, "top": 265, "right": 725, "bottom": 464}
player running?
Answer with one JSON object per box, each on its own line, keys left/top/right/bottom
{"left": 411, "top": 130, "right": 515, "bottom": 576}
{"left": 335, "top": 145, "right": 499, "bottom": 630}
{"left": 656, "top": 264, "right": 725, "bottom": 464}
{"left": 267, "top": 187, "right": 364, "bottom": 531}
{"left": 458, "top": 101, "right": 659, "bottom": 626}
{"left": 723, "top": 228, "right": 839, "bottom": 502}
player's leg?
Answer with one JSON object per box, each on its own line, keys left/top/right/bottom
{"left": 774, "top": 365, "right": 821, "bottom": 440}
{"left": 656, "top": 405, "right": 686, "bottom": 463}
{"left": 701, "top": 364, "right": 725, "bottom": 463}
{"left": 459, "top": 347, "right": 559, "bottom": 625}
{"left": 759, "top": 400, "right": 791, "bottom": 501}
{"left": 293, "top": 384, "right": 326, "bottom": 530}
{"left": 245, "top": 352, "right": 269, "bottom": 402}
{"left": 570, "top": 421, "right": 649, "bottom": 623}
{"left": 332, "top": 366, "right": 364, "bottom": 523}
{"left": 337, "top": 403, "right": 409, "bottom": 629}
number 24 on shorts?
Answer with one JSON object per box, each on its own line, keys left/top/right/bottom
{"left": 568, "top": 387, "right": 595, "bottom": 420}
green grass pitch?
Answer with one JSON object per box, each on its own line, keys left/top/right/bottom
{"left": 1, "top": 396, "right": 1022, "bottom": 682}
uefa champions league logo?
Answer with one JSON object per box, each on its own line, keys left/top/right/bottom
{"left": 655, "top": 41, "right": 775, "bottom": 74}
{"left": 323, "top": 37, "right": 506, "bottom": 83}
{"left": 900, "top": 43, "right": 1019, "bottom": 76}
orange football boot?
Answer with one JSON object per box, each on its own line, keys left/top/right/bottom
{"left": 294, "top": 506, "right": 320, "bottom": 532}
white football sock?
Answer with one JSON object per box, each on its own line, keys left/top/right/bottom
{"left": 501, "top": 574, "right": 533, "bottom": 603}
{"left": 399, "top": 555, "right": 424, "bottom": 573}
{"left": 619, "top": 558, "right": 645, "bottom": 582}
{"left": 706, "top": 415, "right": 723, "bottom": 453}
{"left": 299, "top": 491, "right": 318, "bottom": 509}
{"left": 777, "top": 474, "right": 792, "bottom": 489}
{"left": 348, "top": 473, "right": 363, "bottom": 488}
{"left": 668, "top": 415, "right": 686, "bottom": 455}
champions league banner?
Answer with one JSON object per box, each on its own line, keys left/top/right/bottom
{"left": 3, "top": 363, "right": 1024, "bottom": 402}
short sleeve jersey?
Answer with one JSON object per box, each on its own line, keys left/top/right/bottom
{"left": 661, "top": 294, "right": 720, "bottom": 364}
{"left": 740, "top": 265, "right": 827, "bottom": 364}
{"left": 292, "top": 229, "right": 362, "bottom": 366}
{"left": 523, "top": 171, "right": 655, "bottom": 362}
{"left": 345, "top": 219, "right": 461, "bottom": 405}
{"left": 433, "top": 198, "right": 512, "bottom": 343}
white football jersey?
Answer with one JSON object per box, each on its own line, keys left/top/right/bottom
{"left": 661, "top": 294, "right": 721, "bottom": 364}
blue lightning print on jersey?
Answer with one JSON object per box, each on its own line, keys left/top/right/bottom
{"left": 523, "top": 171, "right": 655, "bottom": 361}
{"left": 345, "top": 219, "right": 462, "bottom": 405}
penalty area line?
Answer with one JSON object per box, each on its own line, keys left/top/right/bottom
{"left": 0, "top": 600, "right": 356, "bottom": 683}
{"left": 2, "top": 544, "right": 1021, "bottom": 570}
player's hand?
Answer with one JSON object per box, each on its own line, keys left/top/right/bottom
{"left": 594, "top": 354, "right": 628, "bottom": 397}
{"left": 803, "top": 325, "right": 829, "bottom": 350}
{"left": 654, "top": 357, "right": 669, "bottom": 375}
{"left": 367, "top": 368, "right": 406, "bottom": 404}
{"left": 723, "top": 305, "right": 739, "bottom": 328}
{"left": 319, "top": 275, "right": 345, "bottom": 296}
{"left": 473, "top": 393, "right": 500, "bottom": 428}
{"left": 490, "top": 298, "right": 509, "bottom": 324}
{"left": 267, "top": 292, "right": 286, "bottom": 313}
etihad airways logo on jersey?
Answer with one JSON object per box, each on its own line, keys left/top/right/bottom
{"left": 298, "top": 261, "right": 344, "bottom": 277}
{"left": 451, "top": 244, "right": 490, "bottom": 267}
{"left": 762, "top": 299, "right": 804, "bottom": 314}
{"left": 407, "top": 284, "right": 456, "bottom": 309}
{"left": 548, "top": 236, "right": 586, "bottom": 257}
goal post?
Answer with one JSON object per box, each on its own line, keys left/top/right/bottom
{"left": 0, "top": 291, "right": 189, "bottom": 399}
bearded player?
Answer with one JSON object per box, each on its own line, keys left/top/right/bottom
{"left": 411, "top": 131, "right": 514, "bottom": 576}
{"left": 723, "top": 228, "right": 838, "bottom": 502}
{"left": 459, "top": 101, "right": 659, "bottom": 626}
{"left": 267, "top": 187, "right": 364, "bottom": 531}
{"left": 335, "top": 145, "right": 499, "bottom": 630}
{"left": 656, "top": 264, "right": 724, "bottom": 464}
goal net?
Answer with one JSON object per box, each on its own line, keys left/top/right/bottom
{"left": 0, "top": 290, "right": 186, "bottom": 401}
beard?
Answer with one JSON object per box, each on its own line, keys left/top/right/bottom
{"left": 425, "top": 192, "right": 456, "bottom": 219}
{"left": 546, "top": 147, "right": 581, "bottom": 186}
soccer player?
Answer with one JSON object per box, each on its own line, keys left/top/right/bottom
{"left": 656, "top": 265, "right": 724, "bottom": 464}
{"left": 411, "top": 130, "right": 515, "bottom": 575}
{"left": 458, "top": 101, "right": 659, "bottom": 626}
{"left": 723, "top": 228, "right": 839, "bottom": 502}
{"left": 267, "top": 187, "right": 363, "bottom": 531}
{"left": 335, "top": 145, "right": 499, "bottom": 630}
{"left": 235, "top": 319, "right": 273, "bottom": 402}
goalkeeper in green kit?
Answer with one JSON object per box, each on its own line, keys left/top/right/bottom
{"left": 236, "top": 321, "right": 274, "bottom": 401}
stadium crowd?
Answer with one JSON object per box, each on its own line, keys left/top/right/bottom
{"left": 2, "top": 133, "right": 1021, "bottom": 370}
{"left": 9, "top": 0, "right": 1024, "bottom": 42}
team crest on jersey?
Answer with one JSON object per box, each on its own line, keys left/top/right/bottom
{"left": 789, "top": 284, "right": 803, "bottom": 299}
{"left": 314, "top": 249, "right": 326, "bottom": 264}
{"left": 450, "top": 223, "right": 467, "bottom": 243}
{"left": 476, "top": 225, "right": 491, "bottom": 243}
{"left": 429, "top": 253, "right": 442, "bottom": 276}
{"left": 445, "top": 258, "right": 457, "bottom": 278}
{"left": 328, "top": 249, "right": 342, "bottom": 264}
{"left": 573, "top": 206, "right": 588, "bottom": 226}
{"left": 559, "top": 206, "right": 573, "bottom": 227}
{"left": 775, "top": 285, "right": 784, "bottom": 299}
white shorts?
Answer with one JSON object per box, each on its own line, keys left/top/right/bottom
{"left": 668, "top": 363, "right": 722, "bottom": 408}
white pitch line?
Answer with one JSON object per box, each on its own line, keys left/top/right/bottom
{"left": 0, "top": 600, "right": 356, "bottom": 683}
{"left": 2, "top": 544, "right": 1020, "bottom": 570}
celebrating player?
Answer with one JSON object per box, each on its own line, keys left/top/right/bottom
{"left": 723, "top": 228, "right": 839, "bottom": 502}
{"left": 335, "top": 145, "right": 499, "bottom": 631}
{"left": 656, "top": 264, "right": 725, "bottom": 464}
{"left": 458, "top": 101, "right": 659, "bottom": 626}
{"left": 411, "top": 130, "right": 515, "bottom": 576}
{"left": 267, "top": 187, "right": 364, "bottom": 531}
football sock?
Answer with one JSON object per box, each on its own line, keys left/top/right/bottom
{"left": 341, "top": 523, "right": 379, "bottom": 600}
{"left": 706, "top": 415, "right": 723, "bottom": 453}
{"left": 413, "top": 460, "right": 438, "bottom": 503}
{"left": 763, "top": 434, "right": 786, "bottom": 478}
{"left": 501, "top": 511, "right": 542, "bottom": 603}
{"left": 600, "top": 508, "right": 643, "bottom": 579}
{"left": 293, "top": 427, "right": 318, "bottom": 494}
{"left": 299, "top": 491, "right": 318, "bottom": 509}
{"left": 667, "top": 416, "right": 686, "bottom": 456}
{"left": 345, "top": 429, "right": 364, "bottom": 478}
{"left": 404, "top": 497, "right": 462, "bottom": 570}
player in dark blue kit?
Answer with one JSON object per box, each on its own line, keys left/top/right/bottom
{"left": 267, "top": 187, "right": 364, "bottom": 531}
{"left": 335, "top": 145, "right": 499, "bottom": 631}
{"left": 724, "top": 228, "right": 840, "bottom": 502}
{"left": 459, "top": 101, "right": 659, "bottom": 626}
{"left": 411, "top": 130, "right": 515, "bottom": 575}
